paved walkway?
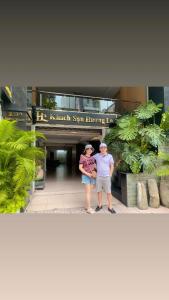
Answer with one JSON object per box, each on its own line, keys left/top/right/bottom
{"left": 26, "top": 165, "right": 169, "bottom": 214}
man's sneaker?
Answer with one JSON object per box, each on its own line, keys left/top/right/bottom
{"left": 86, "top": 208, "right": 95, "bottom": 214}
{"left": 95, "top": 205, "right": 103, "bottom": 212}
{"left": 108, "top": 207, "right": 116, "bottom": 214}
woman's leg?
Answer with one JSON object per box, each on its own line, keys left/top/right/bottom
{"left": 84, "top": 184, "right": 91, "bottom": 210}
{"left": 90, "top": 184, "right": 96, "bottom": 190}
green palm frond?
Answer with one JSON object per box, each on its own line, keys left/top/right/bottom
{"left": 117, "top": 115, "right": 140, "bottom": 141}
{"left": 122, "top": 143, "right": 142, "bottom": 173}
{"left": 130, "top": 161, "right": 142, "bottom": 174}
{"left": 156, "top": 166, "right": 169, "bottom": 177}
{"left": 158, "top": 151, "right": 169, "bottom": 161}
{"left": 13, "top": 157, "right": 35, "bottom": 191}
{"left": 35, "top": 131, "right": 46, "bottom": 140}
{"left": 140, "top": 152, "right": 157, "bottom": 173}
{"left": 160, "top": 110, "right": 169, "bottom": 134}
{"left": 104, "top": 128, "right": 119, "bottom": 145}
{"left": 0, "top": 191, "right": 8, "bottom": 203}
{"left": 0, "top": 170, "right": 10, "bottom": 187}
{"left": 156, "top": 157, "right": 169, "bottom": 176}
{"left": 0, "top": 195, "right": 27, "bottom": 214}
{"left": 19, "top": 147, "right": 45, "bottom": 161}
{"left": 0, "top": 119, "right": 45, "bottom": 213}
{"left": 104, "top": 100, "right": 168, "bottom": 175}
{"left": 134, "top": 100, "right": 163, "bottom": 120}
{"left": 0, "top": 120, "right": 17, "bottom": 142}
{"left": 156, "top": 151, "right": 169, "bottom": 176}
{"left": 5, "top": 141, "right": 28, "bottom": 151}
{"left": 117, "top": 160, "right": 130, "bottom": 172}
{"left": 0, "top": 149, "right": 14, "bottom": 167}
{"left": 139, "top": 124, "right": 166, "bottom": 147}
{"left": 108, "top": 140, "right": 125, "bottom": 157}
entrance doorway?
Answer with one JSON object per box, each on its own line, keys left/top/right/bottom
{"left": 37, "top": 125, "right": 102, "bottom": 184}
{"left": 46, "top": 145, "right": 74, "bottom": 180}
{"left": 46, "top": 140, "right": 100, "bottom": 182}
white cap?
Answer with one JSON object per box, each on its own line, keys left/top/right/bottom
{"left": 85, "top": 144, "right": 94, "bottom": 151}
{"left": 99, "top": 142, "right": 107, "bottom": 148}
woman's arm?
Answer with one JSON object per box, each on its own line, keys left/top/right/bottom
{"left": 79, "top": 164, "right": 92, "bottom": 177}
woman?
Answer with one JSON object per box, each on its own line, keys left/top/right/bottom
{"left": 79, "top": 144, "right": 96, "bottom": 214}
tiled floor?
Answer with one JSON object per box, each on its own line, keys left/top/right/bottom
{"left": 26, "top": 165, "right": 169, "bottom": 214}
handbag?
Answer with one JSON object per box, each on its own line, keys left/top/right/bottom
{"left": 91, "top": 169, "right": 97, "bottom": 178}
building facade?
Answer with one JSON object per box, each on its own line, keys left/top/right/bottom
{"left": 27, "top": 88, "right": 121, "bottom": 177}
{"left": 0, "top": 86, "right": 30, "bottom": 129}
{"left": 4, "top": 85, "right": 166, "bottom": 187}
{"left": 0, "top": 86, "right": 149, "bottom": 182}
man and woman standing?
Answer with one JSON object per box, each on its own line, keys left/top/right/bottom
{"left": 79, "top": 143, "right": 115, "bottom": 214}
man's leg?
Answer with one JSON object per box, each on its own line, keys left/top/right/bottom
{"left": 95, "top": 177, "right": 103, "bottom": 211}
{"left": 98, "top": 191, "right": 102, "bottom": 207}
{"left": 107, "top": 192, "right": 112, "bottom": 209}
{"left": 95, "top": 192, "right": 103, "bottom": 212}
{"left": 105, "top": 177, "right": 116, "bottom": 214}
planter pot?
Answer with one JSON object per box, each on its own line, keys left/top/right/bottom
{"left": 112, "top": 172, "right": 160, "bottom": 207}
{"left": 160, "top": 177, "right": 169, "bottom": 208}
{"left": 35, "top": 179, "right": 45, "bottom": 189}
{"left": 22, "top": 189, "right": 34, "bottom": 213}
{"left": 111, "top": 171, "right": 123, "bottom": 202}
{"left": 158, "top": 144, "right": 169, "bottom": 208}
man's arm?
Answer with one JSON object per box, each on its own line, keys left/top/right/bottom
{"left": 109, "top": 163, "right": 114, "bottom": 177}
{"left": 109, "top": 155, "right": 114, "bottom": 176}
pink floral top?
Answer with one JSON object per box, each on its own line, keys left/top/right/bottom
{"left": 79, "top": 155, "right": 96, "bottom": 173}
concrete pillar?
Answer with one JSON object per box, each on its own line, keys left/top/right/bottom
{"left": 101, "top": 128, "right": 107, "bottom": 141}
{"left": 72, "top": 145, "right": 76, "bottom": 175}
{"left": 31, "top": 124, "right": 36, "bottom": 192}
{"left": 32, "top": 87, "right": 38, "bottom": 106}
{"left": 40, "top": 93, "right": 42, "bottom": 107}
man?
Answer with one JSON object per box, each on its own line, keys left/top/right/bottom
{"left": 94, "top": 143, "right": 115, "bottom": 214}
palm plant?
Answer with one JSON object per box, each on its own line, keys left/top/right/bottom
{"left": 160, "top": 108, "right": 169, "bottom": 142}
{"left": 154, "top": 108, "right": 169, "bottom": 177}
{"left": 104, "top": 100, "right": 165, "bottom": 174}
{"left": 42, "top": 97, "right": 57, "bottom": 109}
{"left": 0, "top": 120, "right": 45, "bottom": 213}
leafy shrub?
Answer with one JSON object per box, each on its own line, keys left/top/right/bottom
{"left": 0, "top": 120, "right": 45, "bottom": 213}
{"left": 104, "top": 100, "right": 165, "bottom": 174}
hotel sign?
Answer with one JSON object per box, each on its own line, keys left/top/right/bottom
{"left": 35, "top": 109, "right": 117, "bottom": 127}
{"left": 4, "top": 111, "right": 27, "bottom": 122}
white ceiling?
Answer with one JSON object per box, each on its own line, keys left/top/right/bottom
{"left": 37, "top": 127, "right": 102, "bottom": 145}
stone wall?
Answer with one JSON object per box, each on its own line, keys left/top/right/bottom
{"left": 121, "top": 173, "right": 160, "bottom": 207}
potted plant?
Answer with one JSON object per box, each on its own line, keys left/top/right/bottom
{"left": 155, "top": 151, "right": 169, "bottom": 208}
{"left": 0, "top": 119, "right": 45, "bottom": 213}
{"left": 42, "top": 97, "right": 57, "bottom": 109}
{"left": 35, "top": 159, "right": 46, "bottom": 189}
{"left": 104, "top": 100, "right": 166, "bottom": 206}
{"left": 155, "top": 108, "right": 169, "bottom": 208}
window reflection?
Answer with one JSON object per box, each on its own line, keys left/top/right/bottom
{"left": 37, "top": 93, "right": 116, "bottom": 113}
